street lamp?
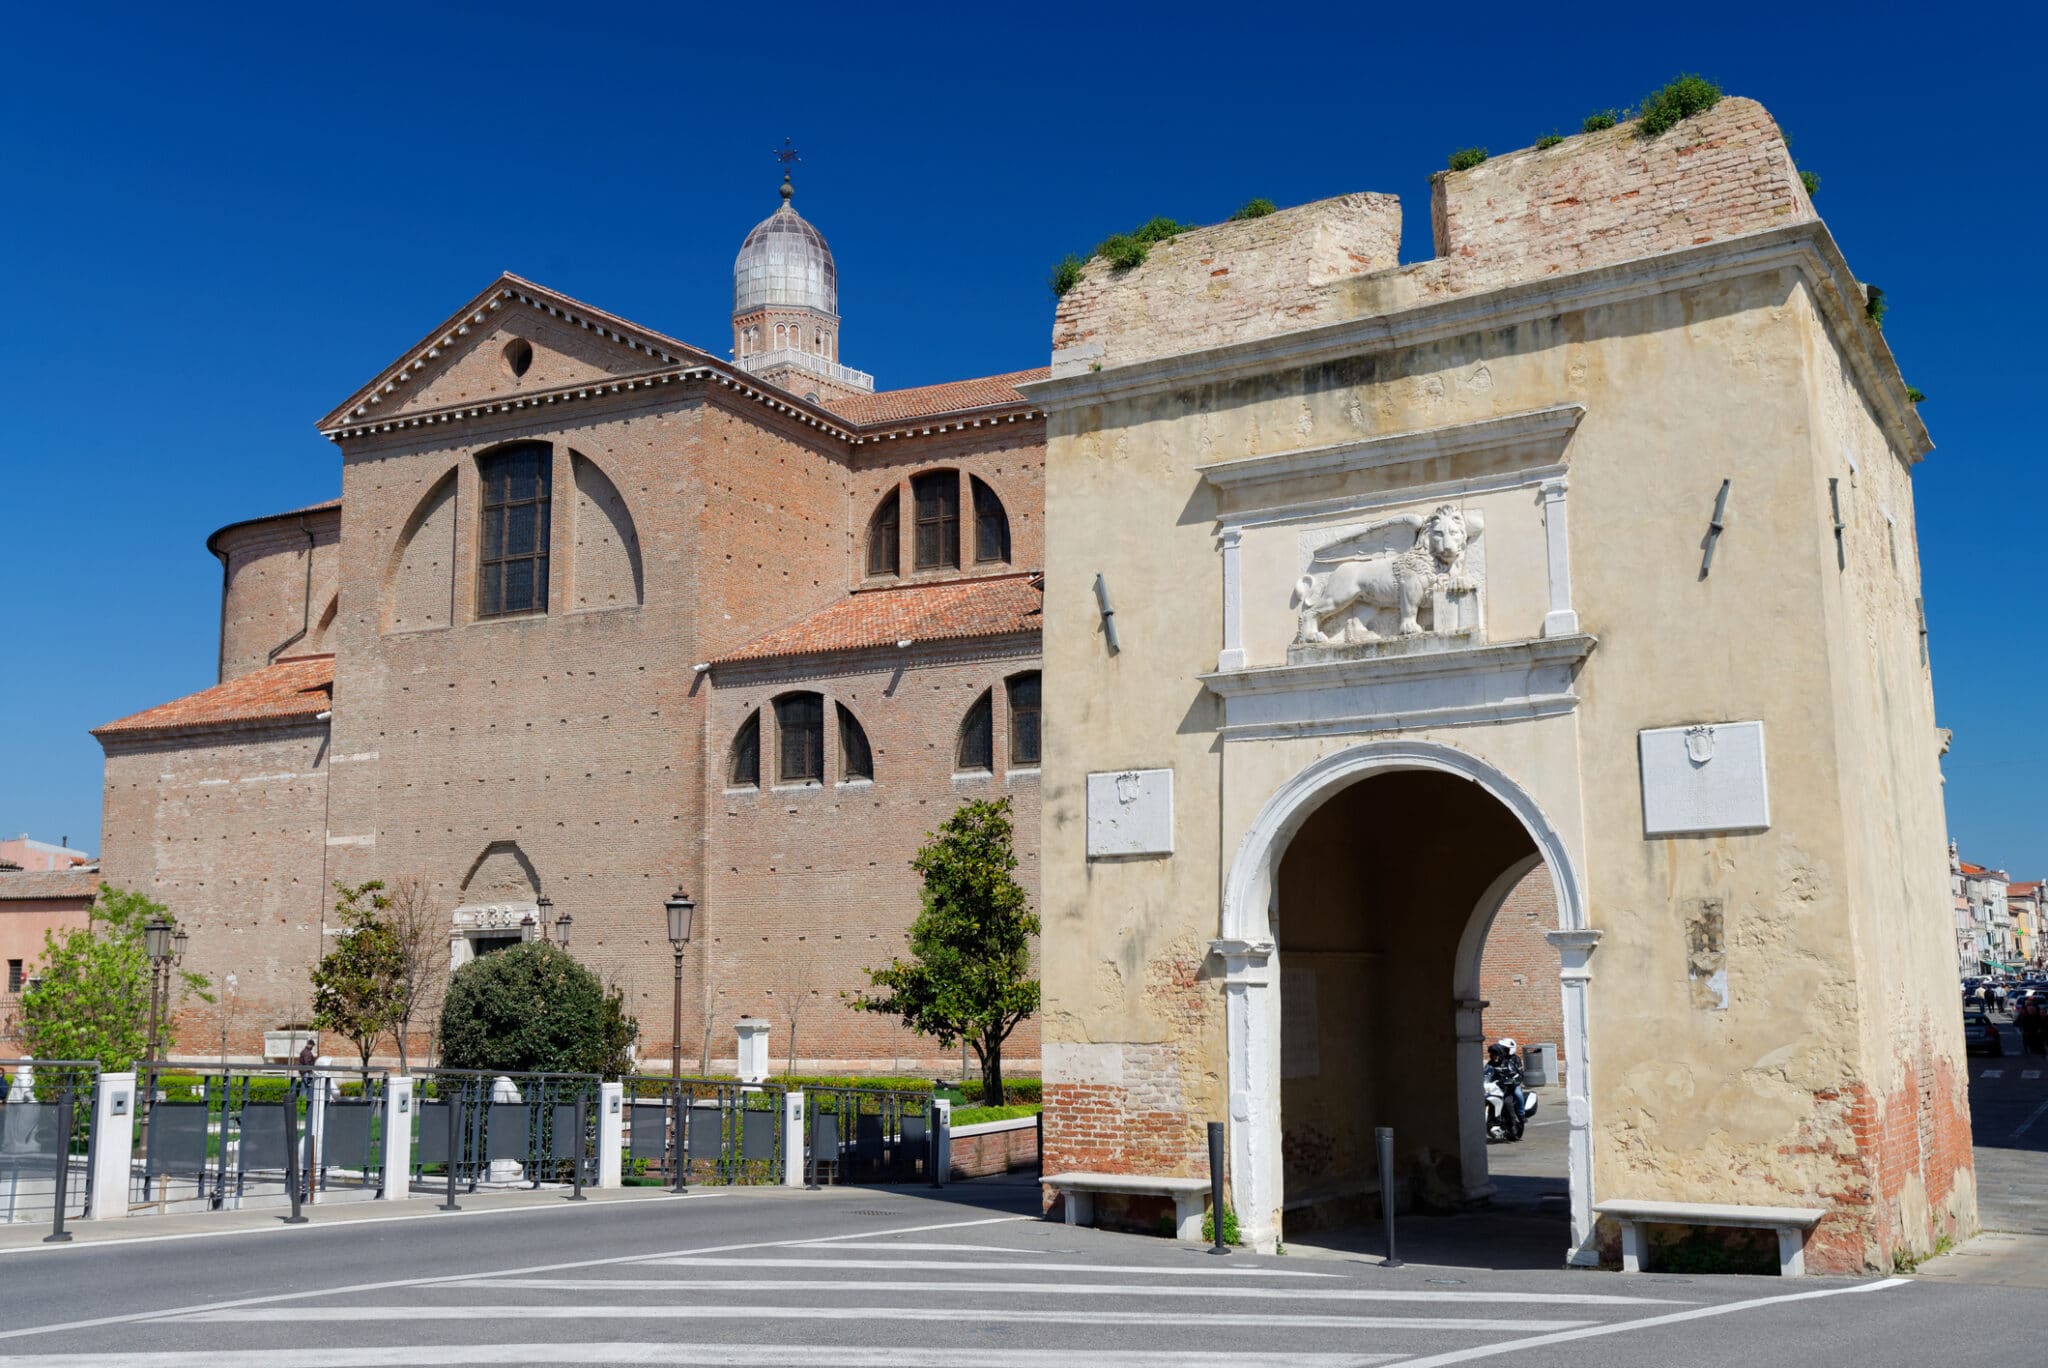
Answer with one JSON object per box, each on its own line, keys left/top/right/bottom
{"left": 171, "top": 928, "right": 189, "bottom": 965}
{"left": 536, "top": 895, "right": 554, "bottom": 945}
{"left": 665, "top": 889, "right": 696, "bottom": 1080}
{"left": 143, "top": 918, "right": 174, "bottom": 1063}
{"left": 553, "top": 910, "right": 572, "bottom": 952}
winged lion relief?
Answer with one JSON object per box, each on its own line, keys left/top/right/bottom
{"left": 1290, "top": 503, "right": 1485, "bottom": 646}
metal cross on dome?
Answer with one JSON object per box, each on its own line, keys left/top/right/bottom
{"left": 773, "top": 139, "right": 801, "bottom": 171}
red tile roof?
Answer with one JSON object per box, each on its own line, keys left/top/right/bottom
{"left": 826, "top": 368, "right": 1048, "bottom": 427}
{"left": 94, "top": 656, "right": 335, "bottom": 739}
{"left": 0, "top": 869, "right": 101, "bottom": 903}
{"left": 2010, "top": 881, "right": 2041, "bottom": 896}
{"left": 716, "top": 575, "right": 1042, "bottom": 664}
{"left": 1960, "top": 862, "right": 1991, "bottom": 876}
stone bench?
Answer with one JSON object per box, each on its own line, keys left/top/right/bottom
{"left": 1595, "top": 1199, "right": 1827, "bottom": 1277}
{"left": 1045, "top": 1171, "right": 1211, "bottom": 1242}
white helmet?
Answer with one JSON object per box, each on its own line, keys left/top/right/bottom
{"left": 1496, "top": 1037, "right": 1519, "bottom": 1056}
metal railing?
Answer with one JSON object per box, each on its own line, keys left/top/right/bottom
{"left": 0, "top": 1059, "right": 98, "bottom": 1230}
{"left": 409, "top": 1069, "right": 598, "bottom": 1196}
{"left": 619, "top": 1076, "right": 785, "bottom": 1186}
{"left": 805, "top": 1085, "right": 936, "bottom": 1186}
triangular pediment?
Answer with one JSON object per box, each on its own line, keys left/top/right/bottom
{"left": 318, "top": 274, "right": 720, "bottom": 435}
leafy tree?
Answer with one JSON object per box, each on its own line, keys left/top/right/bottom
{"left": 310, "top": 881, "right": 405, "bottom": 1070}
{"left": 438, "top": 941, "right": 636, "bottom": 1076}
{"left": 20, "top": 886, "right": 210, "bottom": 1077}
{"left": 380, "top": 876, "right": 448, "bottom": 1073}
{"left": 854, "top": 798, "right": 1039, "bottom": 1103}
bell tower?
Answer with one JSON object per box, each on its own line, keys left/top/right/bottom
{"left": 731, "top": 146, "right": 873, "bottom": 404}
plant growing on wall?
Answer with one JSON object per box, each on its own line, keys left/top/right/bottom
{"left": 20, "top": 886, "right": 211, "bottom": 1075}
{"left": 1228, "top": 198, "right": 1277, "bottom": 220}
{"left": 310, "top": 881, "right": 405, "bottom": 1070}
{"left": 1446, "top": 147, "right": 1488, "bottom": 172}
{"left": 853, "top": 797, "right": 1039, "bottom": 1104}
{"left": 1636, "top": 75, "right": 1722, "bottom": 137}
{"left": 1582, "top": 109, "right": 1621, "bottom": 133}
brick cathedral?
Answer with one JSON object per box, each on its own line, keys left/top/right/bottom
{"left": 93, "top": 169, "right": 1048, "bottom": 1072}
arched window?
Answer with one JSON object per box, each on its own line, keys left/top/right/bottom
{"left": 1006, "top": 671, "right": 1041, "bottom": 767}
{"left": 957, "top": 689, "right": 993, "bottom": 772}
{"left": 775, "top": 692, "right": 825, "bottom": 783}
{"left": 866, "top": 489, "right": 900, "bottom": 578}
{"left": 838, "top": 703, "right": 873, "bottom": 781}
{"left": 477, "top": 444, "right": 551, "bottom": 618}
{"left": 730, "top": 711, "right": 761, "bottom": 788}
{"left": 972, "top": 477, "right": 1010, "bottom": 564}
{"left": 913, "top": 471, "right": 960, "bottom": 571}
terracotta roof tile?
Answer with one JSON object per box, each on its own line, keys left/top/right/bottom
{"left": 0, "top": 869, "right": 101, "bottom": 902}
{"left": 716, "top": 575, "right": 1041, "bottom": 664}
{"left": 826, "top": 368, "right": 1048, "bottom": 427}
{"left": 94, "top": 657, "right": 335, "bottom": 739}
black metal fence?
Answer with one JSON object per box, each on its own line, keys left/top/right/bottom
{"left": 619, "top": 1076, "right": 786, "bottom": 1186}
{"left": 410, "top": 1069, "right": 598, "bottom": 1195}
{"left": 131, "top": 1062, "right": 388, "bottom": 1213}
{"left": 805, "top": 1085, "right": 937, "bottom": 1186}
{"left": 0, "top": 1059, "right": 98, "bottom": 1229}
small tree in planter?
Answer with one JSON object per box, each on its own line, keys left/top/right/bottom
{"left": 854, "top": 798, "right": 1039, "bottom": 1104}
{"left": 310, "top": 881, "right": 405, "bottom": 1070}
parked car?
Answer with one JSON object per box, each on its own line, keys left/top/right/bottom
{"left": 1964, "top": 1012, "right": 2004, "bottom": 1057}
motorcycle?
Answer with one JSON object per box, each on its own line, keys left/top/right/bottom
{"left": 1484, "top": 1052, "right": 1538, "bottom": 1142}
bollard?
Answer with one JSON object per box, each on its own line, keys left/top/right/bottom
{"left": 1035, "top": 1108, "right": 1044, "bottom": 1174}
{"left": 1376, "top": 1125, "right": 1402, "bottom": 1268}
{"left": 281, "top": 1087, "right": 309, "bottom": 1225}
{"left": 672, "top": 1086, "right": 689, "bottom": 1193}
{"left": 44, "top": 1088, "right": 75, "bottom": 1244}
{"left": 566, "top": 1088, "right": 588, "bottom": 1201}
{"left": 1206, "top": 1121, "right": 1228, "bottom": 1256}
{"left": 440, "top": 1090, "right": 461, "bottom": 1212}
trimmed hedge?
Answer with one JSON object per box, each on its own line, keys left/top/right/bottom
{"left": 952, "top": 1102, "right": 1040, "bottom": 1127}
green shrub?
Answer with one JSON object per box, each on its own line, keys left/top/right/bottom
{"left": 1582, "top": 109, "right": 1620, "bottom": 133}
{"left": 1906, "top": 385, "right": 1926, "bottom": 404}
{"left": 1864, "top": 285, "right": 1887, "bottom": 329}
{"left": 1800, "top": 169, "right": 1821, "bottom": 196}
{"left": 1202, "top": 1203, "right": 1242, "bottom": 1246}
{"left": 1447, "top": 147, "right": 1488, "bottom": 172}
{"left": 437, "top": 941, "right": 635, "bottom": 1076}
{"left": 1130, "top": 216, "right": 1192, "bottom": 247}
{"left": 1049, "top": 254, "right": 1086, "bottom": 299}
{"left": 1636, "top": 75, "right": 1722, "bottom": 138}
{"left": 1228, "top": 198, "right": 1277, "bottom": 221}
{"left": 1536, "top": 133, "right": 1564, "bottom": 150}
{"left": 952, "top": 1102, "right": 1040, "bottom": 1126}
{"left": 1095, "top": 233, "right": 1146, "bottom": 270}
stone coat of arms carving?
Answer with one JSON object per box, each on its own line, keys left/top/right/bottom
{"left": 1290, "top": 503, "right": 1485, "bottom": 647}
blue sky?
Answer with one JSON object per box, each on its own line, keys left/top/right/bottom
{"left": 3, "top": 4, "right": 2041, "bottom": 876}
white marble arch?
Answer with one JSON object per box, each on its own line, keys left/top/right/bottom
{"left": 1212, "top": 737, "right": 1600, "bottom": 1264}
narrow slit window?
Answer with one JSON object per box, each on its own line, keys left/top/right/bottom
{"left": 867, "top": 489, "right": 901, "bottom": 578}
{"left": 972, "top": 477, "right": 1010, "bottom": 564}
{"left": 838, "top": 704, "right": 873, "bottom": 781}
{"left": 477, "top": 444, "right": 551, "bottom": 617}
{"left": 913, "top": 471, "right": 960, "bottom": 571}
{"left": 1007, "top": 672, "right": 1041, "bottom": 767}
{"left": 776, "top": 692, "right": 825, "bottom": 784}
{"left": 730, "top": 711, "right": 761, "bottom": 788}
{"left": 957, "top": 690, "right": 993, "bottom": 771}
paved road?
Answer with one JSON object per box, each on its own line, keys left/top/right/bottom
{"left": 0, "top": 1177, "right": 2036, "bottom": 1367}
{"left": 1964, "top": 1013, "right": 2048, "bottom": 1234}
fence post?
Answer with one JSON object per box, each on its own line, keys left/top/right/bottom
{"left": 280, "top": 1087, "right": 308, "bottom": 1225}
{"left": 44, "top": 1087, "right": 76, "bottom": 1243}
{"left": 671, "top": 1084, "right": 689, "bottom": 1194}
{"left": 1376, "top": 1125, "right": 1402, "bottom": 1268}
{"left": 380, "top": 1077, "right": 413, "bottom": 1201}
{"left": 565, "top": 1086, "right": 588, "bottom": 1201}
{"left": 1206, "top": 1121, "right": 1228, "bottom": 1255}
{"left": 440, "top": 1090, "right": 461, "bottom": 1212}
{"left": 783, "top": 1091, "right": 804, "bottom": 1188}
{"left": 597, "top": 1083, "right": 623, "bottom": 1188}
{"left": 89, "top": 1072, "right": 135, "bottom": 1220}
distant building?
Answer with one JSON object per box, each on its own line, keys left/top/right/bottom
{"left": 1953, "top": 846, "right": 2012, "bottom": 972}
{"left": 0, "top": 834, "right": 93, "bottom": 872}
{"left": 0, "top": 867, "right": 100, "bottom": 1045}
{"left": 2008, "top": 881, "right": 2041, "bottom": 967}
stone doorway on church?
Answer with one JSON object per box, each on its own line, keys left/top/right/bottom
{"left": 1271, "top": 768, "right": 1572, "bottom": 1267}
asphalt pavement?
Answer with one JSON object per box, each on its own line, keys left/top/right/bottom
{"left": 0, "top": 1171, "right": 2038, "bottom": 1368}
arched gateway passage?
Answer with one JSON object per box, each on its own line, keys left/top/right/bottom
{"left": 1216, "top": 741, "right": 1599, "bottom": 1264}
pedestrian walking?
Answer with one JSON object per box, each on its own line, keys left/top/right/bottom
{"left": 2020, "top": 1001, "right": 2047, "bottom": 1057}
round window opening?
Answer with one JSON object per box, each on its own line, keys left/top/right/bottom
{"left": 503, "top": 338, "right": 534, "bottom": 379}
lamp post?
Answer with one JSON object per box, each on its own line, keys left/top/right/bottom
{"left": 143, "top": 917, "right": 174, "bottom": 1063}
{"left": 553, "top": 910, "right": 572, "bottom": 953}
{"left": 536, "top": 895, "right": 554, "bottom": 946}
{"left": 665, "top": 890, "right": 695, "bottom": 1080}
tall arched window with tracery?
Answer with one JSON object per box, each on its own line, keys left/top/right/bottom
{"left": 1006, "top": 671, "right": 1040, "bottom": 767}
{"left": 775, "top": 692, "right": 826, "bottom": 783}
{"left": 913, "top": 470, "right": 960, "bottom": 571}
{"left": 477, "top": 443, "right": 551, "bottom": 618}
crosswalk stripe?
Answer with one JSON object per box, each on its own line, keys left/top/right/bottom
{"left": 1982, "top": 1069, "right": 2004, "bottom": 1078}
{"left": 643, "top": 1256, "right": 1338, "bottom": 1277}
{"left": 167, "top": 1305, "right": 1597, "bottom": 1332}
{"left": 447, "top": 1277, "right": 1684, "bottom": 1306}
{"left": 0, "top": 1349, "right": 1403, "bottom": 1368}
{"left": 792, "top": 1241, "right": 1055, "bottom": 1252}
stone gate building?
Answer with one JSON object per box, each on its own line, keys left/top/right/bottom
{"left": 1031, "top": 98, "right": 1971, "bottom": 1272}
{"left": 93, "top": 173, "right": 1047, "bottom": 1074}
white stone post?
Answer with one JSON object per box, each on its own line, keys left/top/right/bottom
{"left": 1217, "top": 526, "right": 1246, "bottom": 671}
{"left": 783, "top": 1091, "right": 805, "bottom": 1187}
{"left": 934, "top": 1098, "right": 952, "bottom": 1182}
{"left": 1540, "top": 477, "right": 1579, "bottom": 637}
{"left": 597, "top": 1082, "right": 623, "bottom": 1188}
{"left": 487, "top": 1076, "right": 523, "bottom": 1183}
{"left": 308, "top": 1058, "right": 336, "bottom": 1203}
{"left": 1213, "top": 937, "right": 1279, "bottom": 1254}
{"left": 735, "top": 1018, "right": 770, "bottom": 1085}
{"left": 88, "top": 1071, "right": 135, "bottom": 1220}
{"left": 380, "top": 1076, "right": 414, "bottom": 1201}
{"left": 1547, "top": 927, "right": 1602, "bottom": 1267}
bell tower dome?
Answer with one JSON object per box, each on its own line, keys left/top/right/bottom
{"left": 732, "top": 164, "right": 873, "bottom": 403}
